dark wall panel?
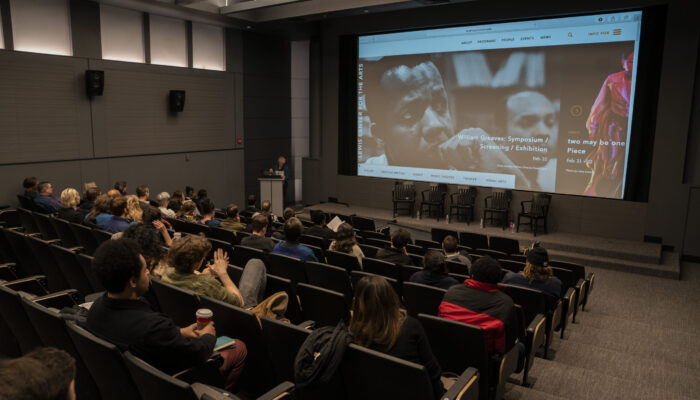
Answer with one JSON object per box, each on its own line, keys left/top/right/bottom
{"left": 0, "top": 51, "right": 93, "bottom": 164}
{"left": 89, "top": 60, "right": 236, "bottom": 157}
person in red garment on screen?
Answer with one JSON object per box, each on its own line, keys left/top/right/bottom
{"left": 361, "top": 55, "right": 531, "bottom": 187}
{"left": 583, "top": 52, "right": 634, "bottom": 197}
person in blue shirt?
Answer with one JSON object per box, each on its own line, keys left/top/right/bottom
{"left": 104, "top": 196, "right": 136, "bottom": 234}
{"left": 269, "top": 156, "right": 290, "bottom": 204}
{"left": 271, "top": 217, "right": 318, "bottom": 262}
{"left": 199, "top": 198, "right": 221, "bottom": 228}
{"left": 501, "top": 246, "right": 562, "bottom": 310}
{"left": 33, "top": 181, "right": 62, "bottom": 213}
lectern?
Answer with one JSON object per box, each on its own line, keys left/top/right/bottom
{"left": 258, "top": 177, "right": 284, "bottom": 216}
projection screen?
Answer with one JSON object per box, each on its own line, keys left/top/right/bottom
{"left": 357, "top": 11, "right": 643, "bottom": 199}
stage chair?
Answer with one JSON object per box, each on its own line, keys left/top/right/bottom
{"left": 420, "top": 184, "right": 448, "bottom": 221}
{"left": 259, "top": 316, "right": 311, "bottom": 383}
{"left": 483, "top": 189, "right": 512, "bottom": 229}
{"left": 392, "top": 182, "right": 416, "bottom": 218}
{"left": 50, "top": 218, "right": 82, "bottom": 248}
{"left": 31, "top": 212, "right": 59, "bottom": 240}
{"left": 265, "top": 274, "right": 303, "bottom": 324}
{"left": 297, "top": 282, "right": 350, "bottom": 327}
{"left": 517, "top": 193, "right": 551, "bottom": 236}
{"left": 402, "top": 282, "right": 446, "bottom": 317}
{"left": 21, "top": 297, "right": 101, "bottom": 399}
{"left": 459, "top": 232, "right": 489, "bottom": 250}
{"left": 418, "top": 313, "right": 516, "bottom": 400}
{"left": 150, "top": 278, "right": 200, "bottom": 327}
{"left": 489, "top": 235, "right": 520, "bottom": 255}
{"left": 268, "top": 253, "right": 307, "bottom": 284}
{"left": 449, "top": 186, "right": 477, "bottom": 224}
{"left": 305, "top": 261, "right": 354, "bottom": 306}
{"left": 190, "top": 295, "right": 278, "bottom": 397}
{"left": 17, "top": 208, "right": 41, "bottom": 234}
{"left": 66, "top": 321, "right": 143, "bottom": 400}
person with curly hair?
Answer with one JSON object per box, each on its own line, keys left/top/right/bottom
{"left": 125, "top": 195, "right": 143, "bottom": 223}
{"left": 176, "top": 200, "right": 199, "bottom": 223}
{"left": 329, "top": 222, "right": 364, "bottom": 267}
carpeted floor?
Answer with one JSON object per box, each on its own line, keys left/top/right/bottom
{"left": 503, "top": 262, "right": 700, "bottom": 400}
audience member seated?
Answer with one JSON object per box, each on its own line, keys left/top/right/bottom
{"left": 176, "top": 200, "right": 199, "bottom": 223}
{"left": 106, "top": 189, "right": 121, "bottom": 197}
{"left": 168, "top": 190, "right": 184, "bottom": 213}
{"left": 329, "top": 222, "right": 365, "bottom": 267}
{"left": 246, "top": 194, "right": 257, "bottom": 212}
{"left": 439, "top": 256, "right": 520, "bottom": 356}
{"left": 199, "top": 199, "right": 221, "bottom": 227}
{"left": 375, "top": 228, "right": 414, "bottom": 266}
{"left": 501, "top": 246, "right": 562, "bottom": 311}
{"left": 442, "top": 235, "right": 472, "bottom": 270}
{"left": 220, "top": 204, "right": 246, "bottom": 234}
{"left": 104, "top": 196, "right": 135, "bottom": 234}
{"left": 79, "top": 185, "right": 101, "bottom": 214}
{"left": 196, "top": 189, "right": 208, "bottom": 205}
{"left": 136, "top": 185, "right": 150, "bottom": 210}
{"left": 410, "top": 249, "right": 459, "bottom": 290}
{"left": 163, "top": 235, "right": 266, "bottom": 307}
{"left": 86, "top": 194, "right": 114, "bottom": 227}
{"left": 87, "top": 239, "right": 247, "bottom": 391}
{"left": 120, "top": 223, "right": 169, "bottom": 277}
{"left": 0, "top": 347, "right": 77, "bottom": 400}
{"left": 349, "top": 275, "right": 445, "bottom": 400}
{"left": 240, "top": 214, "right": 275, "bottom": 252}
{"left": 281, "top": 207, "right": 295, "bottom": 222}
{"left": 114, "top": 180, "right": 127, "bottom": 196}
{"left": 303, "top": 210, "right": 335, "bottom": 240}
{"left": 126, "top": 195, "right": 144, "bottom": 223}
{"left": 22, "top": 176, "right": 39, "bottom": 199}
{"left": 253, "top": 200, "right": 278, "bottom": 223}
{"left": 56, "top": 188, "right": 87, "bottom": 223}
{"left": 157, "top": 192, "right": 176, "bottom": 218}
{"left": 271, "top": 217, "right": 318, "bottom": 262}
{"left": 185, "top": 186, "right": 196, "bottom": 201}
{"left": 34, "top": 181, "right": 62, "bottom": 213}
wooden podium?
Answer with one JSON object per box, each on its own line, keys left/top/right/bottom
{"left": 258, "top": 177, "right": 284, "bottom": 216}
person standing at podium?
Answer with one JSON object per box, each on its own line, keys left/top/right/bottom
{"left": 269, "top": 156, "right": 289, "bottom": 204}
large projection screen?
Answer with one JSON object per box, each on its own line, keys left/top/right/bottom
{"left": 357, "top": 11, "right": 643, "bottom": 199}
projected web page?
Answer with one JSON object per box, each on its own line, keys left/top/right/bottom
{"left": 357, "top": 11, "right": 642, "bottom": 199}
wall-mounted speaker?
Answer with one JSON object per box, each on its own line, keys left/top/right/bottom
{"left": 85, "top": 70, "right": 104, "bottom": 97}
{"left": 169, "top": 90, "right": 186, "bottom": 113}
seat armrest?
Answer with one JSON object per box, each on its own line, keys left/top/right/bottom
{"left": 46, "top": 239, "right": 62, "bottom": 244}
{"left": 563, "top": 287, "right": 576, "bottom": 315}
{"left": 34, "top": 289, "right": 81, "bottom": 309}
{"left": 443, "top": 367, "right": 479, "bottom": 400}
{"left": 296, "top": 320, "right": 315, "bottom": 329}
{"left": 525, "top": 313, "right": 546, "bottom": 364}
{"left": 0, "top": 263, "right": 19, "bottom": 281}
{"left": 256, "top": 381, "right": 295, "bottom": 400}
{"left": 191, "top": 383, "right": 237, "bottom": 400}
{"left": 174, "top": 355, "right": 224, "bottom": 387}
{"left": 575, "top": 278, "right": 585, "bottom": 307}
{"left": 586, "top": 272, "right": 595, "bottom": 292}
{"left": 3, "top": 275, "right": 49, "bottom": 295}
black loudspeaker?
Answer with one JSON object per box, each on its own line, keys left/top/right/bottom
{"left": 169, "top": 90, "right": 186, "bottom": 113}
{"left": 85, "top": 70, "right": 104, "bottom": 97}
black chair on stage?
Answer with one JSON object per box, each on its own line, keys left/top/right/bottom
{"left": 420, "top": 184, "right": 447, "bottom": 221}
{"left": 483, "top": 189, "right": 512, "bottom": 229}
{"left": 517, "top": 193, "right": 551, "bottom": 236}
{"left": 459, "top": 232, "right": 489, "bottom": 250}
{"left": 392, "top": 182, "right": 416, "bottom": 217}
{"left": 449, "top": 186, "right": 477, "bottom": 224}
